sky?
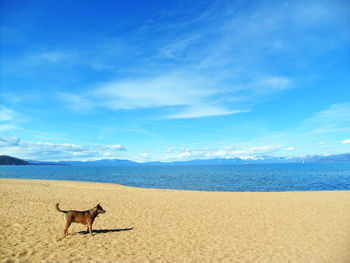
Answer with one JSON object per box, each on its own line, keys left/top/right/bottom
{"left": 1, "top": 0, "right": 350, "bottom": 162}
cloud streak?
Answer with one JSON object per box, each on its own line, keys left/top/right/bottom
{"left": 161, "top": 144, "right": 284, "bottom": 161}
{"left": 56, "top": 1, "right": 322, "bottom": 119}
{"left": 0, "top": 136, "right": 127, "bottom": 161}
{"left": 300, "top": 103, "right": 350, "bottom": 135}
{"left": 342, "top": 139, "right": 350, "bottom": 144}
{"left": 0, "top": 105, "right": 21, "bottom": 131}
{"left": 60, "top": 72, "right": 289, "bottom": 119}
{"left": 0, "top": 106, "right": 16, "bottom": 121}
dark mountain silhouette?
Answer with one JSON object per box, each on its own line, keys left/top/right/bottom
{"left": 0, "top": 155, "right": 30, "bottom": 165}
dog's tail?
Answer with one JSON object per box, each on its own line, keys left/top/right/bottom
{"left": 56, "top": 203, "right": 67, "bottom": 213}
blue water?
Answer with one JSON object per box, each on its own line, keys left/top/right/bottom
{"left": 1, "top": 163, "right": 350, "bottom": 192}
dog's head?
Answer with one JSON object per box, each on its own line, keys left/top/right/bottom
{"left": 95, "top": 203, "right": 106, "bottom": 215}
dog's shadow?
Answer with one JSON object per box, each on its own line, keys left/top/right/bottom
{"left": 77, "top": 227, "right": 134, "bottom": 235}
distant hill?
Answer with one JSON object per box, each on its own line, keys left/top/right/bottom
{"left": 56, "top": 159, "right": 138, "bottom": 166}
{"left": 0, "top": 155, "right": 29, "bottom": 165}
{"left": 317, "top": 153, "right": 350, "bottom": 162}
{"left": 1, "top": 153, "right": 350, "bottom": 166}
{"left": 25, "top": 158, "right": 138, "bottom": 166}
{"left": 59, "top": 153, "right": 350, "bottom": 165}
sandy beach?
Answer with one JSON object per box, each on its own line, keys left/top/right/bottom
{"left": 0, "top": 178, "right": 349, "bottom": 262}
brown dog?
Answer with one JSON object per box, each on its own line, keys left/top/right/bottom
{"left": 56, "top": 203, "right": 106, "bottom": 237}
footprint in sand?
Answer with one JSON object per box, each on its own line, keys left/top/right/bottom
{"left": 16, "top": 249, "right": 28, "bottom": 258}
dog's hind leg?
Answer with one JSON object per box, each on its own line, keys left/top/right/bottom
{"left": 64, "top": 219, "right": 72, "bottom": 237}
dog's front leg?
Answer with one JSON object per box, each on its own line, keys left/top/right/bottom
{"left": 88, "top": 223, "right": 93, "bottom": 236}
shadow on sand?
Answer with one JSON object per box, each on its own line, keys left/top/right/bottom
{"left": 77, "top": 227, "right": 134, "bottom": 235}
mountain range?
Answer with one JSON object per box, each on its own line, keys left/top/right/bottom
{"left": 1, "top": 153, "right": 350, "bottom": 166}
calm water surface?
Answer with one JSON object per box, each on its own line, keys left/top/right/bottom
{"left": 1, "top": 163, "right": 350, "bottom": 192}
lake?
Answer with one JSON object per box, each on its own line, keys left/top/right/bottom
{"left": 1, "top": 162, "right": 350, "bottom": 192}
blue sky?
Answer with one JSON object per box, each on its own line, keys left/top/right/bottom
{"left": 1, "top": 0, "right": 350, "bottom": 162}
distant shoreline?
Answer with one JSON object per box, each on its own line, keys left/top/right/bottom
{"left": 1, "top": 154, "right": 350, "bottom": 166}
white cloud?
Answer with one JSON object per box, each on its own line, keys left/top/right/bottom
{"left": 176, "top": 151, "right": 192, "bottom": 158}
{"left": 0, "top": 105, "right": 22, "bottom": 131}
{"left": 131, "top": 152, "right": 151, "bottom": 163}
{"left": 0, "top": 136, "right": 20, "bottom": 147}
{"left": 239, "top": 156, "right": 263, "bottom": 160}
{"left": 245, "top": 145, "right": 282, "bottom": 154}
{"left": 304, "top": 103, "right": 350, "bottom": 125}
{"left": 300, "top": 103, "right": 350, "bottom": 134}
{"left": 164, "top": 148, "right": 174, "bottom": 153}
{"left": 254, "top": 77, "right": 291, "bottom": 94}
{"left": 61, "top": 71, "right": 288, "bottom": 119}
{"left": 166, "top": 105, "right": 247, "bottom": 119}
{"left": 211, "top": 150, "right": 227, "bottom": 158}
{"left": 0, "top": 136, "right": 127, "bottom": 161}
{"left": 0, "top": 106, "right": 15, "bottom": 121}
{"left": 102, "top": 144, "right": 126, "bottom": 151}
{"left": 0, "top": 124, "right": 17, "bottom": 131}
{"left": 38, "top": 52, "right": 70, "bottom": 63}
{"left": 284, "top": 147, "right": 294, "bottom": 151}
{"left": 159, "top": 34, "right": 202, "bottom": 59}
{"left": 161, "top": 144, "right": 282, "bottom": 161}
{"left": 59, "top": 93, "right": 94, "bottom": 111}
{"left": 92, "top": 72, "right": 218, "bottom": 110}
{"left": 342, "top": 139, "right": 350, "bottom": 144}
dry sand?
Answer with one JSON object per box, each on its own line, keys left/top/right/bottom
{"left": 0, "top": 178, "right": 350, "bottom": 263}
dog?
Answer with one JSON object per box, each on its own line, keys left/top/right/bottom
{"left": 56, "top": 203, "right": 106, "bottom": 237}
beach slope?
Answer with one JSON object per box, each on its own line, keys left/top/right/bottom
{"left": 1, "top": 179, "right": 349, "bottom": 262}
